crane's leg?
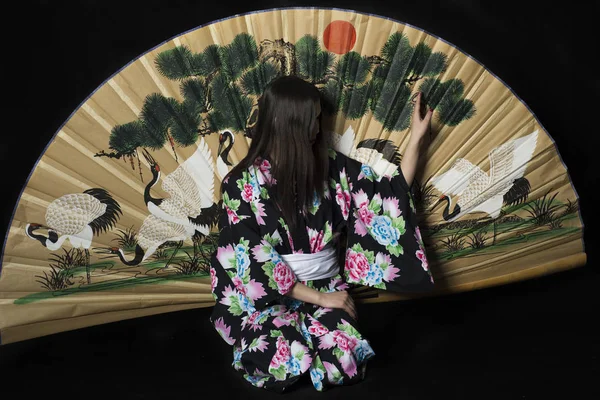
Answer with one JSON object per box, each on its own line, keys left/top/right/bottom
{"left": 85, "top": 249, "right": 91, "bottom": 284}
{"left": 164, "top": 241, "right": 183, "bottom": 270}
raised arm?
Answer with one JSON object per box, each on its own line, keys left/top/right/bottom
{"left": 400, "top": 92, "right": 433, "bottom": 188}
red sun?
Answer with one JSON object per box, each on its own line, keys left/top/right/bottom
{"left": 323, "top": 20, "right": 356, "bottom": 55}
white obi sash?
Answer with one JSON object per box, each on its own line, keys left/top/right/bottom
{"left": 280, "top": 246, "right": 340, "bottom": 281}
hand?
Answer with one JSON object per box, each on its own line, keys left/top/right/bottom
{"left": 318, "top": 290, "right": 357, "bottom": 320}
{"left": 409, "top": 92, "right": 433, "bottom": 145}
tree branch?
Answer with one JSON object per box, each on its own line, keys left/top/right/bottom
{"left": 94, "top": 150, "right": 127, "bottom": 159}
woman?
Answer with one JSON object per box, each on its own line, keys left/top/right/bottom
{"left": 209, "top": 75, "right": 434, "bottom": 392}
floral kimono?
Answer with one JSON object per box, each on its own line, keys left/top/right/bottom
{"left": 209, "top": 149, "right": 434, "bottom": 392}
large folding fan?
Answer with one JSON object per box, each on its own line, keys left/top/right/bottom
{"left": 0, "top": 8, "right": 585, "bottom": 344}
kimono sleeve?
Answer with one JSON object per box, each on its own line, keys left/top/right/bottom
{"left": 329, "top": 150, "right": 435, "bottom": 293}
{"left": 209, "top": 174, "right": 298, "bottom": 342}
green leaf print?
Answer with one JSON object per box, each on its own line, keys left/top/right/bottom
{"left": 229, "top": 297, "right": 243, "bottom": 316}
{"left": 262, "top": 263, "right": 279, "bottom": 291}
{"left": 337, "top": 323, "right": 363, "bottom": 339}
{"left": 340, "top": 175, "right": 350, "bottom": 192}
{"left": 263, "top": 232, "right": 281, "bottom": 248}
{"left": 333, "top": 347, "right": 345, "bottom": 360}
{"left": 222, "top": 191, "right": 240, "bottom": 211}
{"left": 260, "top": 187, "right": 270, "bottom": 199}
{"left": 387, "top": 244, "right": 403, "bottom": 257}
{"left": 323, "top": 223, "right": 333, "bottom": 243}
{"left": 352, "top": 243, "right": 375, "bottom": 264}
{"left": 270, "top": 329, "right": 283, "bottom": 338}
{"left": 369, "top": 198, "right": 382, "bottom": 214}
{"left": 270, "top": 364, "right": 287, "bottom": 381}
{"left": 392, "top": 216, "right": 406, "bottom": 234}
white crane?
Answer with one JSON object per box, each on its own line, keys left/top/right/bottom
{"left": 330, "top": 125, "right": 402, "bottom": 177}
{"left": 95, "top": 214, "right": 193, "bottom": 268}
{"left": 26, "top": 188, "right": 122, "bottom": 284}
{"left": 142, "top": 137, "right": 218, "bottom": 236}
{"left": 430, "top": 130, "right": 539, "bottom": 222}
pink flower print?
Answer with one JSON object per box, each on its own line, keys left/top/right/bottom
{"left": 382, "top": 197, "right": 401, "bottom": 218}
{"left": 253, "top": 199, "right": 267, "bottom": 225}
{"left": 210, "top": 267, "right": 218, "bottom": 291}
{"left": 376, "top": 252, "right": 400, "bottom": 282}
{"left": 241, "top": 183, "right": 254, "bottom": 202}
{"left": 335, "top": 183, "right": 351, "bottom": 220}
{"left": 353, "top": 205, "right": 375, "bottom": 237}
{"left": 256, "top": 159, "right": 275, "bottom": 184}
{"left": 345, "top": 249, "right": 370, "bottom": 283}
{"left": 214, "top": 317, "right": 236, "bottom": 345}
{"left": 307, "top": 227, "right": 326, "bottom": 253}
{"left": 273, "top": 312, "right": 299, "bottom": 328}
{"left": 272, "top": 262, "right": 295, "bottom": 294}
{"left": 357, "top": 206, "right": 375, "bottom": 226}
{"left": 243, "top": 311, "right": 265, "bottom": 332}
{"left": 352, "top": 189, "right": 369, "bottom": 209}
{"left": 308, "top": 319, "right": 329, "bottom": 337}
{"left": 416, "top": 249, "right": 429, "bottom": 271}
{"left": 225, "top": 206, "right": 240, "bottom": 225}
{"left": 271, "top": 336, "right": 291, "bottom": 367}
{"left": 245, "top": 279, "right": 267, "bottom": 302}
{"left": 332, "top": 330, "right": 358, "bottom": 352}
{"left": 216, "top": 244, "right": 235, "bottom": 269}
{"left": 232, "top": 276, "right": 247, "bottom": 296}
{"left": 415, "top": 226, "right": 423, "bottom": 244}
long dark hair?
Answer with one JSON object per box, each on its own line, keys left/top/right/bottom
{"left": 224, "top": 75, "right": 329, "bottom": 231}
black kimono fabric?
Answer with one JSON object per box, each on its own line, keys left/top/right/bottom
{"left": 209, "top": 149, "right": 434, "bottom": 392}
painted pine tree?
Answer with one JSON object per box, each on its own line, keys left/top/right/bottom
{"left": 96, "top": 31, "right": 475, "bottom": 165}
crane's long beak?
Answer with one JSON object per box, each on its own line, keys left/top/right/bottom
{"left": 141, "top": 148, "right": 156, "bottom": 167}
{"left": 92, "top": 247, "right": 113, "bottom": 254}
{"left": 92, "top": 247, "right": 119, "bottom": 259}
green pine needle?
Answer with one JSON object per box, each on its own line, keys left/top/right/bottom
{"left": 438, "top": 98, "right": 476, "bottom": 126}
{"left": 202, "top": 44, "right": 222, "bottom": 73}
{"left": 180, "top": 78, "right": 208, "bottom": 113}
{"left": 170, "top": 103, "right": 201, "bottom": 146}
{"left": 321, "top": 79, "right": 344, "bottom": 115}
{"left": 373, "top": 82, "right": 413, "bottom": 131}
{"left": 295, "top": 35, "right": 334, "bottom": 82}
{"left": 422, "top": 52, "right": 448, "bottom": 76}
{"left": 342, "top": 84, "right": 370, "bottom": 119}
{"left": 418, "top": 78, "right": 445, "bottom": 109}
{"left": 381, "top": 32, "right": 411, "bottom": 63}
{"left": 240, "top": 61, "right": 280, "bottom": 95}
{"left": 209, "top": 75, "right": 252, "bottom": 131}
{"left": 109, "top": 121, "right": 144, "bottom": 154}
{"left": 207, "top": 110, "right": 229, "bottom": 132}
{"left": 155, "top": 45, "right": 206, "bottom": 80}
{"left": 407, "top": 42, "right": 432, "bottom": 77}
{"left": 219, "top": 33, "right": 259, "bottom": 81}
{"left": 335, "top": 51, "right": 370, "bottom": 85}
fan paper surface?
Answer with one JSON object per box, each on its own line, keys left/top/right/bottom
{"left": 0, "top": 8, "right": 585, "bottom": 344}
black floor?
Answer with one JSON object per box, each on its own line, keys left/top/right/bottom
{"left": 1, "top": 1, "right": 598, "bottom": 398}
{"left": 2, "top": 264, "right": 598, "bottom": 399}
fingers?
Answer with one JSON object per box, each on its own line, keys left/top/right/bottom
{"left": 425, "top": 106, "right": 434, "bottom": 124}
{"left": 412, "top": 92, "right": 422, "bottom": 120}
{"left": 334, "top": 290, "right": 357, "bottom": 320}
{"left": 345, "top": 296, "right": 357, "bottom": 320}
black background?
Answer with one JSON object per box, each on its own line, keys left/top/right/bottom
{"left": 1, "top": 1, "right": 598, "bottom": 399}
